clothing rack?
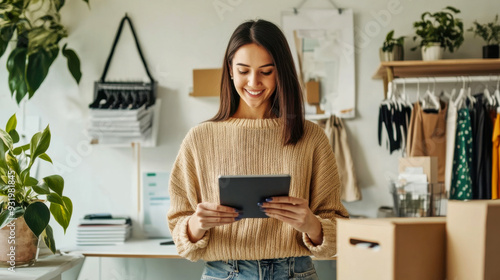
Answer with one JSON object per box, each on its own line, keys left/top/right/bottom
{"left": 392, "top": 75, "right": 500, "bottom": 84}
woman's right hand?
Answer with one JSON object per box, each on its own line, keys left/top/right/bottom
{"left": 187, "top": 202, "right": 240, "bottom": 242}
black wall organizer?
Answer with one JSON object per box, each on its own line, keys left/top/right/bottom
{"left": 90, "top": 14, "right": 157, "bottom": 110}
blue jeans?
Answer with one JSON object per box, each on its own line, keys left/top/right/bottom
{"left": 201, "top": 256, "right": 319, "bottom": 280}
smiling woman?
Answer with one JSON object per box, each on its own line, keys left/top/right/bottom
{"left": 167, "top": 19, "right": 349, "bottom": 280}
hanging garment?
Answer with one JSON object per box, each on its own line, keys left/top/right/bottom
{"left": 318, "top": 116, "right": 362, "bottom": 202}
{"left": 378, "top": 104, "right": 397, "bottom": 152}
{"left": 450, "top": 108, "right": 473, "bottom": 200}
{"left": 378, "top": 102, "right": 412, "bottom": 155}
{"left": 406, "top": 102, "right": 447, "bottom": 182}
{"left": 444, "top": 100, "right": 458, "bottom": 194}
{"left": 471, "top": 96, "right": 493, "bottom": 199}
{"left": 492, "top": 114, "right": 500, "bottom": 199}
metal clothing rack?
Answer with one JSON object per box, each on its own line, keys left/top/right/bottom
{"left": 294, "top": 0, "right": 342, "bottom": 14}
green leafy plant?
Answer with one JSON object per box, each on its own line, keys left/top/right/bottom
{"left": 467, "top": 14, "right": 500, "bottom": 46}
{"left": 0, "top": 114, "right": 72, "bottom": 254}
{"left": 411, "top": 6, "right": 464, "bottom": 52}
{"left": 0, "top": 0, "right": 89, "bottom": 104}
{"left": 382, "top": 30, "right": 405, "bottom": 52}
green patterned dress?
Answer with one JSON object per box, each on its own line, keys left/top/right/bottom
{"left": 450, "top": 108, "right": 473, "bottom": 200}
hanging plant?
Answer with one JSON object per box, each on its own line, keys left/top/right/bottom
{"left": 0, "top": 0, "right": 89, "bottom": 104}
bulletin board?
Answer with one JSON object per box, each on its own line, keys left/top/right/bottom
{"left": 282, "top": 9, "right": 355, "bottom": 118}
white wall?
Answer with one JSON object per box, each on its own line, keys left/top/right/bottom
{"left": 1, "top": 0, "right": 499, "bottom": 279}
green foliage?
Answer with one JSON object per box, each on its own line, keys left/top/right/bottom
{"left": 382, "top": 30, "right": 405, "bottom": 52}
{"left": 0, "top": 0, "right": 89, "bottom": 105}
{"left": 468, "top": 15, "right": 500, "bottom": 46}
{"left": 0, "top": 114, "right": 72, "bottom": 254}
{"left": 411, "top": 6, "right": 464, "bottom": 53}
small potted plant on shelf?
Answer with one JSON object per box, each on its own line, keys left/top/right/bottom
{"left": 380, "top": 30, "right": 405, "bottom": 62}
{"left": 467, "top": 14, "right": 500, "bottom": 59}
{"left": 411, "top": 6, "right": 464, "bottom": 61}
{"left": 0, "top": 114, "right": 73, "bottom": 267}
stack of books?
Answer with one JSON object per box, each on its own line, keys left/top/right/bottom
{"left": 76, "top": 214, "right": 132, "bottom": 246}
{"left": 88, "top": 104, "right": 154, "bottom": 144}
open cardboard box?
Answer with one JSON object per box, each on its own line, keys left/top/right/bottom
{"left": 447, "top": 200, "right": 500, "bottom": 280}
{"left": 337, "top": 217, "right": 446, "bottom": 280}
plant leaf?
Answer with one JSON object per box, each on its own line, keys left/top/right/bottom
{"left": 5, "top": 114, "right": 17, "bottom": 133}
{"left": 0, "top": 24, "right": 16, "bottom": 58}
{"left": 33, "top": 181, "right": 50, "bottom": 195}
{"left": 24, "top": 177, "right": 38, "bottom": 186}
{"left": 6, "top": 47, "right": 28, "bottom": 104}
{"left": 13, "top": 143, "right": 29, "bottom": 155}
{"left": 32, "top": 125, "right": 50, "bottom": 161}
{"left": 24, "top": 201, "right": 50, "bottom": 237}
{"left": 0, "top": 128, "right": 13, "bottom": 150}
{"left": 8, "top": 129, "right": 19, "bottom": 144}
{"left": 29, "top": 131, "right": 41, "bottom": 163}
{"left": 42, "top": 175, "right": 63, "bottom": 196}
{"left": 38, "top": 153, "right": 53, "bottom": 163}
{"left": 26, "top": 47, "right": 59, "bottom": 98}
{"left": 62, "top": 44, "right": 81, "bottom": 84}
{"left": 41, "top": 224, "right": 56, "bottom": 254}
{"left": 47, "top": 192, "right": 64, "bottom": 205}
{"left": 54, "top": 0, "right": 65, "bottom": 11}
{"left": 49, "top": 196, "right": 72, "bottom": 233}
{"left": 0, "top": 207, "right": 25, "bottom": 229}
{"left": 5, "top": 151, "right": 20, "bottom": 175}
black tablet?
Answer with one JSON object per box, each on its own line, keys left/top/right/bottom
{"left": 219, "top": 174, "right": 291, "bottom": 219}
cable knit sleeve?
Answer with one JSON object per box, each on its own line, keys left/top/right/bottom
{"left": 302, "top": 126, "right": 350, "bottom": 258}
{"left": 167, "top": 129, "right": 209, "bottom": 261}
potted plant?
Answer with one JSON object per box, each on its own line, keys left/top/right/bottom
{"left": 380, "top": 30, "right": 405, "bottom": 61}
{"left": 0, "top": 0, "right": 89, "bottom": 104}
{"left": 467, "top": 15, "right": 500, "bottom": 59}
{"left": 0, "top": 114, "right": 72, "bottom": 267}
{"left": 411, "top": 6, "right": 464, "bottom": 61}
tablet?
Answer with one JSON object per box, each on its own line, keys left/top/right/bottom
{"left": 219, "top": 174, "right": 291, "bottom": 219}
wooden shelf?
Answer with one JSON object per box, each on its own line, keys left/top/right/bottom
{"left": 373, "top": 58, "right": 500, "bottom": 80}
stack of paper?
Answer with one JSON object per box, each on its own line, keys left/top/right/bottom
{"left": 88, "top": 104, "right": 154, "bottom": 144}
{"left": 76, "top": 216, "right": 132, "bottom": 246}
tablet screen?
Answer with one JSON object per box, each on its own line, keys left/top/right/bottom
{"left": 219, "top": 175, "right": 291, "bottom": 218}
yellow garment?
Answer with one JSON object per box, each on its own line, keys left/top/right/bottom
{"left": 167, "top": 118, "right": 349, "bottom": 261}
{"left": 492, "top": 114, "right": 500, "bottom": 199}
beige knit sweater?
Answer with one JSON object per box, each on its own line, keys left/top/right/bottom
{"left": 167, "top": 118, "right": 349, "bottom": 262}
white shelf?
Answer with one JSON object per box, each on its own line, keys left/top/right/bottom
{"left": 0, "top": 253, "right": 84, "bottom": 280}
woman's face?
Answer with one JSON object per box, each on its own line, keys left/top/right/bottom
{"left": 231, "top": 43, "right": 277, "bottom": 118}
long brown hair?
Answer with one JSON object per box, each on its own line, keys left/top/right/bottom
{"left": 208, "top": 19, "right": 305, "bottom": 146}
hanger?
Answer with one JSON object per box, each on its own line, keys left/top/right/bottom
{"left": 494, "top": 75, "right": 500, "bottom": 111}
{"left": 455, "top": 76, "right": 467, "bottom": 109}
{"left": 483, "top": 75, "right": 494, "bottom": 106}
{"left": 466, "top": 76, "right": 476, "bottom": 106}
{"left": 421, "top": 77, "right": 440, "bottom": 110}
{"left": 294, "top": 0, "right": 342, "bottom": 14}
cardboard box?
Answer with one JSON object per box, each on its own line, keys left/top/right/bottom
{"left": 306, "top": 80, "right": 320, "bottom": 104}
{"left": 399, "top": 157, "right": 441, "bottom": 193}
{"left": 190, "top": 68, "right": 222, "bottom": 97}
{"left": 337, "top": 217, "right": 446, "bottom": 280}
{"left": 447, "top": 200, "right": 500, "bottom": 280}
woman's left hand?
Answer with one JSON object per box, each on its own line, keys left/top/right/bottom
{"left": 259, "top": 196, "right": 323, "bottom": 245}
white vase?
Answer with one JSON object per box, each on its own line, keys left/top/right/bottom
{"left": 421, "top": 43, "right": 444, "bottom": 61}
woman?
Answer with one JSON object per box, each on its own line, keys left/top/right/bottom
{"left": 168, "top": 19, "right": 349, "bottom": 279}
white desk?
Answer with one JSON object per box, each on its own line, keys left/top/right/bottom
{"left": 64, "top": 238, "right": 180, "bottom": 259}
{"left": 63, "top": 238, "right": 336, "bottom": 260}
{"left": 0, "top": 253, "right": 84, "bottom": 280}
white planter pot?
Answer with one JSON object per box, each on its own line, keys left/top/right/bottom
{"left": 421, "top": 43, "right": 444, "bottom": 61}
